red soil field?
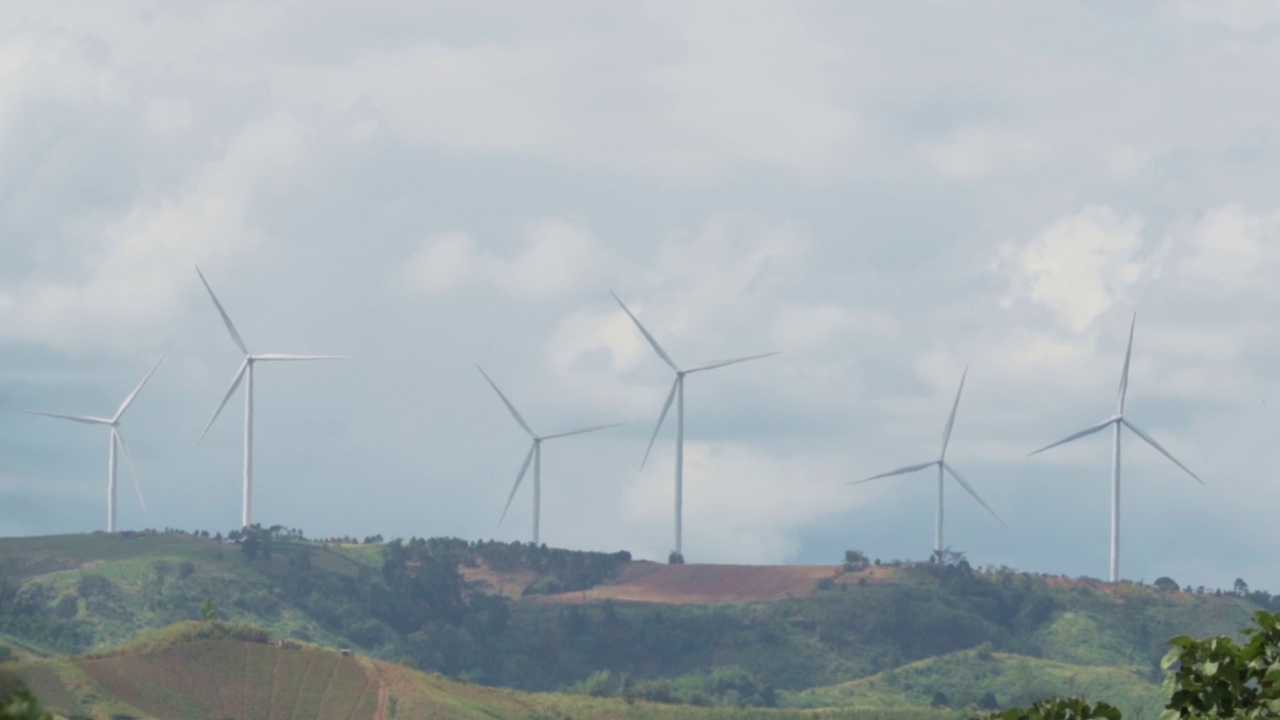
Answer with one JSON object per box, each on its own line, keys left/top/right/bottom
{"left": 530, "top": 561, "right": 847, "bottom": 605}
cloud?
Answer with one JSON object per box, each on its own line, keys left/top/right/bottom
{"left": 621, "top": 441, "right": 857, "bottom": 562}
{"left": 999, "top": 206, "right": 1149, "bottom": 334}
{"left": 0, "top": 112, "right": 314, "bottom": 353}
{"left": 399, "top": 217, "right": 611, "bottom": 300}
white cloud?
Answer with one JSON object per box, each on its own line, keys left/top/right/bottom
{"left": 399, "top": 217, "right": 611, "bottom": 300}
{"left": 1175, "top": 0, "right": 1280, "bottom": 31}
{"left": 622, "top": 442, "right": 856, "bottom": 562}
{"left": 1000, "top": 206, "right": 1148, "bottom": 334}
{"left": 0, "top": 112, "right": 312, "bottom": 352}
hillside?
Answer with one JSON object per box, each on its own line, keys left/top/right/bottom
{"left": 0, "top": 531, "right": 1271, "bottom": 717}
{"left": 0, "top": 622, "right": 961, "bottom": 720}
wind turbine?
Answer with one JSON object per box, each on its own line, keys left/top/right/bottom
{"left": 194, "top": 267, "right": 345, "bottom": 528}
{"left": 477, "top": 365, "right": 621, "bottom": 545}
{"left": 1029, "top": 313, "right": 1201, "bottom": 583}
{"left": 24, "top": 355, "right": 165, "bottom": 532}
{"left": 610, "top": 292, "right": 778, "bottom": 558}
{"left": 852, "top": 368, "right": 1006, "bottom": 561}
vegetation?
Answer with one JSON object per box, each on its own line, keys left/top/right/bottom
{"left": 973, "top": 610, "right": 1280, "bottom": 719}
{"left": 2, "top": 531, "right": 1277, "bottom": 717}
{"left": 0, "top": 685, "right": 51, "bottom": 720}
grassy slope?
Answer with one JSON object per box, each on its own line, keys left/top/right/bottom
{"left": 0, "top": 533, "right": 377, "bottom": 652}
{"left": 793, "top": 648, "right": 1164, "bottom": 719}
{"left": 0, "top": 625, "right": 963, "bottom": 720}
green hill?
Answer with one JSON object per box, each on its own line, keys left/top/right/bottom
{"left": 0, "top": 531, "right": 1270, "bottom": 717}
{"left": 792, "top": 648, "right": 1163, "bottom": 719}
{"left": 1, "top": 622, "right": 960, "bottom": 720}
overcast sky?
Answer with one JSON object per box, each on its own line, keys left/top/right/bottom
{"left": 3, "top": 1, "right": 1280, "bottom": 591}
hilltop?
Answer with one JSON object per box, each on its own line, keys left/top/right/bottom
{"left": 0, "top": 530, "right": 1272, "bottom": 717}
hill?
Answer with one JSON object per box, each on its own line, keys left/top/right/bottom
{"left": 0, "top": 530, "right": 1273, "bottom": 717}
{"left": 0, "top": 622, "right": 961, "bottom": 720}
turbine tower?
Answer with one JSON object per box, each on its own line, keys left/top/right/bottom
{"left": 195, "top": 267, "right": 345, "bottom": 528}
{"left": 1029, "top": 313, "right": 1202, "bottom": 583}
{"left": 611, "top": 291, "right": 778, "bottom": 558}
{"left": 477, "top": 366, "right": 621, "bottom": 545}
{"left": 24, "top": 355, "right": 165, "bottom": 532}
{"left": 852, "top": 368, "right": 1006, "bottom": 561}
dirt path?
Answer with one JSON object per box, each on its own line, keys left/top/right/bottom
{"left": 372, "top": 682, "right": 389, "bottom": 720}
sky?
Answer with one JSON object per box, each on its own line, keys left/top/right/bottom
{"left": 3, "top": 1, "right": 1280, "bottom": 592}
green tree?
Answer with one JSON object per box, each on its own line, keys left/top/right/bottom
{"left": 977, "top": 697, "right": 1121, "bottom": 719}
{"left": 200, "top": 598, "right": 217, "bottom": 621}
{"left": 1161, "top": 609, "right": 1280, "bottom": 718}
{"left": 0, "top": 684, "right": 53, "bottom": 720}
{"left": 1153, "top": 577, "right": 1180, "bottom": 593}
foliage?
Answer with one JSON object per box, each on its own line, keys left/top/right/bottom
{"left": 1160, "top": 609, "right": 1280, "bottom": 718}
{"left": 976, "top": 697, "right": 1122, "bottom": 719}
{"left": 0, "top": 685, "right": 52, "bottom": 720}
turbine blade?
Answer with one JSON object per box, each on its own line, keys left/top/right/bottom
{"left": 542, "top": 422, "right": 624, "bottom": 440}
{"left": 641, "top": 378, "right": 680, "bottom": 470}
{"left": 476, "top": 365, "right": 536, "bottom": 438}
{"left": 196, "top": 360, "right": 249, "bottom": 447}
{"left": 251, "top": 354, "right": 348, "bottom": 361}
{"left": 1121, "top": 418, "right": 1203, "bottom": 484}
{"left": 114, "top": 353, "right": 167, "bottom": 422}
{"left": 1027, "top": 417, "right": 1118, "bottom": 456}
{"left": 1118, "top": 312, "right": 1137, "bottom": 412}
{"left": 22, "top": 410, "right": 112, "bottom": 426}
{"left": 850, "top": 460, "right": 938, "bottom": 485}
{"left": 114, "top": 428, "right": 147, "bottom": 511}
{"left": 610, "top": 291, "right": 679, "bottom": 371}
{"left": 500, "top": 442, "right": 538, "bottom": 523}
{"left": 943, "top": 462, "right": 1007, "bottom": 528}
{"left": 685, "top": 352, "right": 780, "bottom": 374}
{"left": 940, "top": 366, "right": 968, "bottom": 457}
{"left": 195, "top": 266, "right": 249, "bottom": 355}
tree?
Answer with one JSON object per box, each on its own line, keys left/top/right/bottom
{"left": 0, "top": 684, "right": 53, "bottom": 720}
{"left": 200, "top": 598, "right": 217, "bottom": 621}
{"left": 668, "top": 551, "right": 685, "bottom": 565}
{"left": 1161, "top": 610, "right": 1280, "bottom": 718}
{"left": 1235, "top": 578, "right": 1250, "bottom": 596}
{"left": 1153, "top": 576, "right": 1179, "bottom": 593}
{"left": 978, "top": 697, "right": 1121, "bottom": 719}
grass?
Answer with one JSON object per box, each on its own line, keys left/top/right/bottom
{"left": 793, "top": 648, "right": 1165, "bottom": 719}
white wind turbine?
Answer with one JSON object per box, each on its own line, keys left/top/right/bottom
{"left": 194, "top": 267, "right": 345, "bottom": 528}
{"left": 1029, "top": 313, "right": 1202, "bottom": 583}
{"left": 611, "top": 292, "right": 778, "bottom": 558}
{"left": 24, "top": 355, "right": 166, "bottom": 533}
{"left": 852, "top": 368, "right": 1007, "bottom": 561}
{"left": 477, "top": 366, "right": 621, "bottom": 545}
